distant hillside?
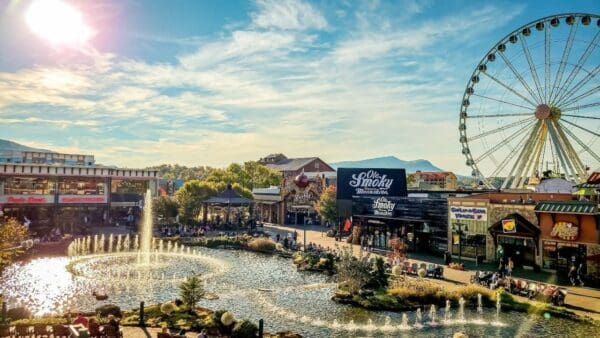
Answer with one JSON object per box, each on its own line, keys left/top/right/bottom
{"left": 0, "top": 139, "right": 50, "bottom": 152}
{"left": 331, "top": 156, "right": 444, "bottom": 173}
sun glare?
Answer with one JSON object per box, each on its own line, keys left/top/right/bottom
{"left": 25, "top": 0, "right": 93, "bottom": 47}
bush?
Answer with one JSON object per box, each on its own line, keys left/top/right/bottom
{"left": 95, "top": 304, "right": 122, "bottom": 318}
{"left": 231, "top": 320, "right": 258, "bottom": 338}
{"left": 220, "top": 311, "right": 235, "bottom": 326}
{"left": 7, "top": 307, "right": 32, "bottom": 321}
{"left": 11, "top": 317, "right": 67, "bottom": 325}
{"left": 179, "top": 276, "right": 205, "bottom": 309}
{"left": 247, "top": 238, "right": 276, "bottom": 253}
{"left": 160, "top": 302, "right": 177, "bottom": 316}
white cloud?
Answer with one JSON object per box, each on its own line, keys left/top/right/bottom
{"left": 251, "top": 0, "right": 327, "bottom": 31}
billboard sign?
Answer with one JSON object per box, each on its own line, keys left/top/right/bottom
{"left": 59, "top": 195, "right": 107, "bottom": 204}
{"left": 337, "top": 168, "right": 407, "bottom": 200}
{"left": 372, "top": 197, "right": 396, "bottom": 216}
{"left": 449, "top": 206, "right": 487, "bottom": 221}
{"left": 0, "top": 195, "right": 54, "bottom": 204}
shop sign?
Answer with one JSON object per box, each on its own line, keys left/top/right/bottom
{"left": 59, "top": 195, "right": 107, "bottom": 204}
{"left": 337, "top": 168, "right": 407, "bottom": 199}
{"left": 0, "top": 195, "right": 54, "bottom": 204}
{"left": 449, "top": 206, "right": 487, "bottom": 221}
{"left": 502, "top": 219, "right": 516, "bottom": 233}
{"left": 550, "top": 222, "right": 579, "bottom": 241}
{"left": 372, "top": 197, "right": 395, "bottom": 216}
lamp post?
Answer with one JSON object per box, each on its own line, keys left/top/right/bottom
{"left": 452, "top": 222, "right": 468, "bottom": 264}
{"left": 303, "top": 217, "right": 307, "bottom": 251}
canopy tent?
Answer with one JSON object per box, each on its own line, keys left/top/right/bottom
{"left": 203, "top": 184, "right": 253, "bottom": 225}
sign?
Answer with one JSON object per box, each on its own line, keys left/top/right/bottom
{"left": 453, "top": 234, "right": 460, "bottom": 245}
{"left": 59, "top": 195, "right": 107, "bottom": 204}
{"left": 449, "top": 206, "right": 487, "bottom": 221}
{"left": 550, "top": 221, "right": 579, "bottom": 241}
{"left": 372, "top": 197, "right": 395, "bottom": 216}
{"left": 0, "top": 195, "right": 54, "bottom": 204}
{"left": 502, "top": 219, "right": 516, "bottom": 233}
{"left": 337, "top": 168, "right": 407, "bottom": 200}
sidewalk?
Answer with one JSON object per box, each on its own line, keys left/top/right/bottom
{"left": 263, "top": 223, "right": 600, "bottom": 318}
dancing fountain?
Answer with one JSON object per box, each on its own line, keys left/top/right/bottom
{"left": 444, "top": 299, "right": 452, "bottom": 323}
{"left": 429, "top": 304, "right": 437, "bottom": 326}
{"left": 457, "top": 297, "right": 466, "bottom": 323}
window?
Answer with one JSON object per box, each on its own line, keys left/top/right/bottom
{"left": 111, "top": 179, "right": 149, "bottom": 193}
{"left": 2, "top": 177, "right": 56, "bottom": 195}
{"left": 58, "top": 178, "right": 106, "bottom": 195}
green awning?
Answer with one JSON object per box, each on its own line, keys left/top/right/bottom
{"left": 534, "top": 200, "right": 597, "bottom": 215}
{"left": 573, "top": 187, "right": 598, "bottom": 196}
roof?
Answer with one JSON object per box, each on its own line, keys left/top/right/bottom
{"left": 588, "top": 172, "right": 600, "bottom": 184}
{"left": 488, "top": 213, "right": 540, "bottom": 237}
{"left": 265, "top": 157, "right": 318, "bottom": 171}
{"left": 252, "top": 186, "right": 280, "bottom": 195}
{"left": 534, "top": 178, "right": 576, "bottom": 193}
{"left": 535, "top": 200, "right": 598, "bottom": 215}
{"left": 205, "top": 185, "right": 253, "bottom": 205}
{"left": 410, "top": 171, "right": 456, "bottom": 179}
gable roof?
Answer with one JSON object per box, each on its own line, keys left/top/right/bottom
{"left": 535, "top": 200, "right": 597, "bottom": 215}
{"left": 488, "top": 213, "right": 540, "bottom": 237}
{"left": 265, "top": 157, "right": 335, "bottom": 172}
{"left": 204, "top": 185, "right": 252, "bottom": 205}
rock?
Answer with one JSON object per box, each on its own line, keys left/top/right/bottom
{"left": 204, "top": 293, "right": 220, "bottom": 300}
{"left": 453, "top": 332, "right": 468, "bottom": 338}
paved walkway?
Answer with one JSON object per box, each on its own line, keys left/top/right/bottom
{"left": 262, "top": 223, "right": 600, "bottom": 318}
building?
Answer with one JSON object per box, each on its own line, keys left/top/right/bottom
{"left": 253, "top": 154, "right": 336, "bottom": 225}
{"left": 574, "top": 171, "right": 600, "bottom": 203}
{"left": 535, "top": 200, "right": 599, "bottom": 282}
{"left": 0, "top": 149, "right": 159, "bottom": 231}
{"left": 447, "top": 192, "right": 578, "bottom": 269}
{"left": 408, "top": 171, "right": 458, "bottom": 190}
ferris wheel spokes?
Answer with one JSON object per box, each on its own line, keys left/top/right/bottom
{"left": 496, "top": 51, "right": 542, "bottom": 105}
{"left": 469, "top": 117, "right": 536, "bottom": 141}
{"left": 471, "top": 93, "right": 534, "bottom": 110}
{"left": 549, "top": 20, "right": 578, "bottom": 103}
{"left": 561, "top": 125, "right": 600, "bottom": 162}
{"left": 561, "top": 101, "right": 600, "bottom": 112}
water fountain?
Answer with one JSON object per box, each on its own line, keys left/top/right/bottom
{"left": 400, "top": 313, "right": 410, "bottom": 330}
{"left": 415, "top": 308, "right": 423, "bottom": 328}
{"left": 444, "top": 299, "right": 452, "bottom": 323}
{"left": 429, "top": 304, "right": 437, "bottom": 325}
{"left": 139, "top": 190, "right": 153, "bottom": 264}
{"left": 457, "top": 297, "right": 466, "bottom": 323}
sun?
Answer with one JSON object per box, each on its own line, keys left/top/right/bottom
{"left": 25, "top": 0, "right": 93, "bottom": 47}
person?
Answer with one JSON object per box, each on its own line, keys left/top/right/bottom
{"left": 577, "top": 263, "right": 585, "bottom": 286}
{"left": 197, "top": 329, "right": 208, "bottom": 338}
{"left": 444, "top": 251, "right": 452, "bottom": 265}
{"left": 507, "top": 257, "right": 514, "bottom": 277}
{"left": 276, "top": 233, "right": 280, "bottom": 242}
{"left": 367, "top": 235, "right": 373, "bottom": 252}
{"left": 107, "top": 315, "right": 119, "bottom": 332}
{"left": 88, "top": 318, "right": 101, "bottom": 336}
{"left": 498, "top": 257, "right": 506, "bottom": 278}
{"left": 293, "top": 230, "right": 298, "bottom": 242}
{"left": 72, "top": 313, "right": 89, "bottom": 327}
{"left": 568, "top": 265, "right": 577, "bottom": 286}
{"left": 283, "top": 237, "right": 289, "bottom": 249}
{"left": 489, "top": 272, "right": 500, "bottom": 289}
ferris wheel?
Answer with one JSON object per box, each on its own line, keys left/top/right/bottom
{"left": 459, "top": 13, "right": 599, "bottom": 189}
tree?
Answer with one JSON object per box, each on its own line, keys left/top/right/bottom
{"left": 153, "top": 197, "right": 179, "bottom": 222}
{"left": 0, "top": 217, "right": 28, "bottom": 270}
{"left": 179, "top": 275, "right": 205, "bottom": 309}
{"left": 336, "top": 247, "right": 372, "bottom": 295}
{"left": 203, "top": 161, "right": 280, "bottom": 191}
{"left": 315, "top": 185, "right": 338, "bottom": 224}
{"left": 175, "top": 180, "right": 217, "bottom": 223}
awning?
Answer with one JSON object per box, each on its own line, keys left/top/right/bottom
{"left": 573, "top": 187, "right": 598, "bottom": 196}
{"left": 534, "top": 200, "right": 597, "bottom": 215}
{"left": 204, "top": 184, "right": 253, "bottom": 206}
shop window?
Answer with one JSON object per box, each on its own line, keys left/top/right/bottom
{"left": 3, "top": 177, "right": 56, "bottom": 195}
{"left": 58, "top": 178, "right": 106, "bottom": 195}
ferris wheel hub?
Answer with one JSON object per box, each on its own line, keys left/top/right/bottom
{"left": 535, "top": 104, "right": 551, "bottom": 120}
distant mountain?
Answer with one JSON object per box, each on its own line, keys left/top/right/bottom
{"left": 0, "top": 139, "right": 51, "bottom": 152}
{"left": 331, "top": 156, "right": 445, "bottom": 173}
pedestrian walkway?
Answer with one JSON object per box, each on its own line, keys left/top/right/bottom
{"left": 263, "top": 223, "right": 600, "bottom": 318}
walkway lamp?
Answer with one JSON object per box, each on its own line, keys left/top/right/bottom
{"left": 452, "top": 223, "right": 468, "bottom": 264}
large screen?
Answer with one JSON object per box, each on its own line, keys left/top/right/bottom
{"left": 336, "top": 168, "right": 407, "bottom": 200}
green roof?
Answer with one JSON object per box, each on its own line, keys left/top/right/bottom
{"left": 535, "top": 201, "right": 598, "bottom": 215}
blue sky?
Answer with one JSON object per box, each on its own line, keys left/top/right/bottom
{"left": 0, "top": 0, "right": 598, "bottom": 174}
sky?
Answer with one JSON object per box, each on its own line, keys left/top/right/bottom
{"left": 0, "top": 0, "right": 598, "bottom": 174}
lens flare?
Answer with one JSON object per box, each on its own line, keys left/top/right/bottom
{"left": 25, "top": 0, "right": 93, "bottom": 47}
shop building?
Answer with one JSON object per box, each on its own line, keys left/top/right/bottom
{"left": 447, "top": 192, "right": 575, "bottom": 267}
{"left": 254, "top": 154, "right": 336, "bottom": 225}
{"left": 0, "top": 156, "right": 159, "bottom": 231}
{"left": 408, "top": 171, "right": 458, "bottom": 190}
{"left": 535, "top": 200, "right": 600, "bottom": 283}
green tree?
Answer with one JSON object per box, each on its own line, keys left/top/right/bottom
{"left": 366, "top": 257, "right": 389, "bottom": 290}
{"left": 179, "top": 275, "right": 205, "bottom": 309}
{"left": 315, "top": 185, "right": 338, "bottom": 224}
{"left": 175, "top": 180, "right": 217, "bottom": 223}
{"left": 203, "top": 161, "right": 280, "bottom": 191}
{"left": 0, "top": 217, "right": 28, "bottom": 270}
{"left": 153, "top": 197, "right": 179, "bottom": 222}
{"left": 336, "top": 247, "right": 372, "bottom": 295}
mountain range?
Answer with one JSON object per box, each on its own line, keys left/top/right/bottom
{"left": 331, "top": 156, "right": 445, "bottom": 173}
{"left": 0, "top": 139, "right": 49, "bottom": 152}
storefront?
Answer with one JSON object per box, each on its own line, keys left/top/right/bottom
{"left": 488, "top": 213, "right": 540, "bottom": 269}
{"left": 337, "top": 168, "right": 409, "bottom": 251}
{"left": 536, "top": 201, "right": 599, "bottom": 282}
{"left": 448, "top": 203, "right": 488, "bottom": 260}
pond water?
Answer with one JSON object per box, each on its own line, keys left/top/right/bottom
{"left": 1, "top": 247, "right": 598, "bottom": 337}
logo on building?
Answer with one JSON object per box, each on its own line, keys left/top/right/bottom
{"left": 349, "top": 170, "right": 394, "bottom": 195}
{"left": 550, "top": 222, "right": 579, "bottom": 241}
{"left": 502, "top": 219, "right": 516, "bottom": 233}
{"left": 372, "top": 197, "right": 395, "bottom": 216}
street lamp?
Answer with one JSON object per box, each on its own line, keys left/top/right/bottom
{"left": 303, "top": 216, "right": 307, "bottom": 251}
{"left": 452, "top": 222, "right": 468, "bottom": 264}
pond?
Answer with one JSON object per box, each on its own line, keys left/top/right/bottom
{"left": 1, "top": 247, "right": 598, "bottom": 337}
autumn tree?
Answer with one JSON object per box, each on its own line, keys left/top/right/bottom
{"left": 0, "top": 217, "right": 28, "bottom": 270}
{"left": 153, "top": 196, "right": 179, "bottom": 223}
{"left": 316, "top": 185, "right": 338, "bottom": 224}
